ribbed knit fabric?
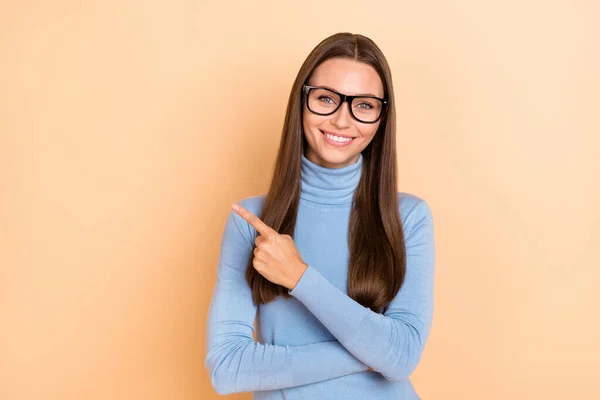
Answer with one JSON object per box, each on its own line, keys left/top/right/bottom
{"left": 205, "top": 152, "right": 436, "bottom": 399}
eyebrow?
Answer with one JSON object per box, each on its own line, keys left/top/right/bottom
{"left": 316, "top": 84, "right": 382, "bottom": 98}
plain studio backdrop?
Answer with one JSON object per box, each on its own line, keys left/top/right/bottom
{"left": 1, "top": 1, "right": 599, "bottom": 399}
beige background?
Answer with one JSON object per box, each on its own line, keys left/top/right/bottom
{"left": 1, "top": 1, "right": 599, "bottom": 399}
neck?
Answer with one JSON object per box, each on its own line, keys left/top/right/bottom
{"left": 300, "top": 152, "right": 364, "bottom": 206}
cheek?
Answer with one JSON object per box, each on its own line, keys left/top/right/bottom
{"left": 303, "top": 110, "right": 324, "bottom": 133}
{"left": 357, "top": 123, "right": 380, "bottom": 140}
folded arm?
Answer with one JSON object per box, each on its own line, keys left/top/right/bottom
{"left": 205, "top": 205, "right": 368, "bottom": 395}
{"left": 288, "top": 199, "right": 436, "bottom": 381}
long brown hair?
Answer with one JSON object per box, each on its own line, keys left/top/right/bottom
{"left": 245, "top": 32, "right": 405, "bottom": 313}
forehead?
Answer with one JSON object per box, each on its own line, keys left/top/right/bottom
{"left": 308, "top": 58, "right": 384, "bottom": 98}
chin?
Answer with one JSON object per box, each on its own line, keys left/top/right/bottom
{"left": 316, "top": 150, "right": 358, "bottom": 168}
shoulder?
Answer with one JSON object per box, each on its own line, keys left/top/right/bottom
{"left": 227, "top": 193, "right": 267, "bottom": 243}
{"left": 236, "top": 193, "right": 267, "bottom": 215}
{"left": 398, "top": 192, "right": 434, "bottom": 236}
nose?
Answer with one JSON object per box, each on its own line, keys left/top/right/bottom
{"left": 330, "top": 100, "right": 353, "bottom": 129}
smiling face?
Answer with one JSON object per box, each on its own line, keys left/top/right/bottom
{"left": 302, "top": 57, "right": 385, "bottom": 169}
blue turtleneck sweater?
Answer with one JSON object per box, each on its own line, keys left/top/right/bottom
{"left": 205, "top": 153, "right": 435, "bottom": 399}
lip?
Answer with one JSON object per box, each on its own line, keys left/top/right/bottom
{"left": 320, "top": 130, "right": 356, "bottom": 147}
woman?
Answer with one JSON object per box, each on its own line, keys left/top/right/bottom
{"left": 205, "top": 32, "right": 435, "bottom": 399}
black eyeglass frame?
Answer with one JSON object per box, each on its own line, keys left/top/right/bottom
{"left": 302, "top": 84, "right": 389, "bottom": 124}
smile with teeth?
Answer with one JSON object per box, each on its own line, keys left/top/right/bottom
{"left": 321, "top": 131, "right": 355, "bottom": 143}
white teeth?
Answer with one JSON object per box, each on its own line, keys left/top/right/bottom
{"left": 324, "top": 133, "right": 352, "bottom": 142}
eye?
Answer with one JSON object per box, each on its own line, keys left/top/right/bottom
{"left": 318, "top": 95, "right": 336, "bottom": 104}
{"left": 356, "top": 102, "right": 374, "bottom": 109}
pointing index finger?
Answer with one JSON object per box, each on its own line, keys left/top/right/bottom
{"left": 232, "top": 204, "right": 278, "bottom": 237}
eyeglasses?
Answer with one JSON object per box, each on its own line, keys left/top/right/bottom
{"left": 302, "top": 84, "right": 388, "bottom": 124}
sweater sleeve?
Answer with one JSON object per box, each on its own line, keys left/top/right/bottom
{"left": 205, "top": 207, "right": 369, "bottom": 395}
{"left": 288, "top": 198, "right": 436, "bottom": 381}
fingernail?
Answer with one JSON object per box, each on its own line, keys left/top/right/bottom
{"left": 232, "top": 204, "right": 239, "bottom": 211}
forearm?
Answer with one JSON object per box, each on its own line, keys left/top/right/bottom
{"left": 288, "top": 199, "right": 435, "bottom": 381}
{"left": 205, "top": 333, "right": 368, "bottom": 394}
{"left": 288, "top": 266, "right": 426, "bottom": 380}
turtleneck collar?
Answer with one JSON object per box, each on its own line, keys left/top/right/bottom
{"left": 300, "top": 152, "right": 364, "bottom": 206}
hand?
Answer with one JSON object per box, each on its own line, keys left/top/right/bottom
{"left": 368, "top": 367, "right": 375, "bottom": 372}
{"left": 232, "top": 204, "right": 308, "bottom": 290}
